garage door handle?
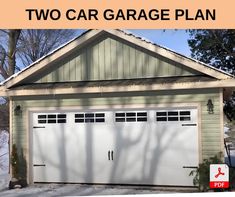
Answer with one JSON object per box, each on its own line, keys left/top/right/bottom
{"left": 33, "top": 126, "right": 46, "bottom": 129}
{"left": 111, "top": 151, "right": 114, "bottom": 161}
{"left": 108, "top": 151, "right": 110, "bottom": 160}
{"left": 181, "top": 124, "right": 197, "bottom": 126}
{"left": 183, "top": 166, "right": 198, "bottom": 169}
{"left": 33, "top": 164, "right": 46, "bottom": 167}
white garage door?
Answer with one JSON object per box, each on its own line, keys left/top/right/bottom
{"left": 32, "top": 107, "right": 198, "bottom": 186}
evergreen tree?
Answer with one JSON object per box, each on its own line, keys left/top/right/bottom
{"left": 188, "top": 30, "right": 235, "bottom": 74}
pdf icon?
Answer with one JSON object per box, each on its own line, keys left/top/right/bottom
{"left": 210, "top": 164, "right": 229, "bottom": 189}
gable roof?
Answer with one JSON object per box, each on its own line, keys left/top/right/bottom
{"left": 0, "top": 29, "right": 234, "bottom": 91}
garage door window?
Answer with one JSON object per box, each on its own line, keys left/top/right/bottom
{"left": 75, "top": 113, "right": 105, "bottom": 123}
{"left": 156, "top": 111, "right": 191, "bottom": 122}
{"left": 38, "top": 114, "right": 67, "bottom": 124}
{"left": 115, "top": 112, "right": 147, "bottom": 122}
{"left": 57, "top": 114, "right": 67, "bottom": 123}
{"left": 179, "top": 111, "right": 191, "bottom": 121}
{"left": 156, "top": 112, "right": 167, "bottom": 121}
{"left": 168, "top": 111, "right": 179, "bottom": 121}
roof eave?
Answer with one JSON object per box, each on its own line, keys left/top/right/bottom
{"left": 4, "top": 79, "right": 235, "bottom": 97}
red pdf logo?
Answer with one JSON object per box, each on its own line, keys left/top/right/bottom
{"left": 210, "top": 164, "right": 229, "bottom": 189}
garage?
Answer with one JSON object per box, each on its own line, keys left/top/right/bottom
{"left": 32, "top": 107, "right": 198, "bottom": 186}
{"left": 0, "top": 29, "right": 234, "bottom": 187}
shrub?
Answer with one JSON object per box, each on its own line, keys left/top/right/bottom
{"left": 229, "top": 167, "right": 235, "bottom": 189}
{"left": 11, "top": 144, "right": 19, "bottom": 179}
{"left": 189, "top": 153, "right": 223, "bottom": 192}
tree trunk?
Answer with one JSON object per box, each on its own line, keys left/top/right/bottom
{"left": 7, "top": 30, "right": 21, "bottom": 77}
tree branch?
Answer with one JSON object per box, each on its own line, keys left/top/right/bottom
{"left": 0, "top": 64, "right": 9, "bottom": 79}
{"left": 0, "top": 29, "right": 8, "bottom": 34}
{"left": 211, "top": 30, "right": 235, "bottom": 57}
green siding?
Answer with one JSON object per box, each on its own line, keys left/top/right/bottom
{"left": 12, "top": 88, "right": 222, "bottom": 162}
{"left": 36, "top": 36, "right": 202, "bottom": 83}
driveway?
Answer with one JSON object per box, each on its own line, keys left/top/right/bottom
{"left": 0, "top": 184, "right": 197, "bottom": 197}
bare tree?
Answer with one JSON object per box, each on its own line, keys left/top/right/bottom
{"left": 0, "top": 29, "right": 77, "bottom": 132}
{"left": 0, "top": 29, "right": 77, "bottom": 80}
{"left": 0, "top": 30, "right": 21, "bottom": 80}
{"left": 17, "top": 30, "right": 76, "bottom": 67}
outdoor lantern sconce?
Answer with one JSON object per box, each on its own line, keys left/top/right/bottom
{"left": 207, "top": 99, "right": 214, "bottom": 114}
{"left": 14, "top": 105, "right": 22, "bottom": 116}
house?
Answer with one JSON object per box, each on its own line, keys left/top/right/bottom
{"left": 0, "top": 29, "right": 235, "bottom": 186}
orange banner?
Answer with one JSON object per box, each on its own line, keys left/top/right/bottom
{"left": 0, "top": 0, "right": 234, "bottom": 29}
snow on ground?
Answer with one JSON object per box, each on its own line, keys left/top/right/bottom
{"left": 0, "top": 173, "right": 10, "bottom": 192}
{"left": 0, "top": 184, "right": 195, "bottom": 197}
{"left": 225, "top": 149, "right": 235, "bottom": 167}
{"left": 224, "top": 125, "right": 235, "bottom": 167}
{"left": 224, "top": 126, "right": 230, "bottom": 139}
{"left": 0, "top": 130, "right": 10, "bottom": 191}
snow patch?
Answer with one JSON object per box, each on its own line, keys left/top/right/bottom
{"left": 0, "top": 130, "right": 9, "bottom": 191}
{"left": 0, "top": 173, "right": 10, "bottom": 191}
{"left": 224, "top": 126, "right": 230, "bottom": 133}
{"left": 0, "top": 184, "right": 180, "bottom": 196}
{"left": 224, "top": 125, "right": 235, "bottom": 167}
{"left": 224, "top": 126, "right": 230, "bottom": 139}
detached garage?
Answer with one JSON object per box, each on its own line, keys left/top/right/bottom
{"left": 0, "top": 29, "right": 235, "bottom": 186}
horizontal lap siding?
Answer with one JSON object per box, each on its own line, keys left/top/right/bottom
{"left": 36, "top": 36, "right": 200, "bottom": 83}
{"left": 12, "top": 88, "right": 222, "bottom": 161}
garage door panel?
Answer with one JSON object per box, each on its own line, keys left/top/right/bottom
{"left": 112, "top": 109, "right": 198, "bottom": 185}
{"left": 33, "top": 128, "right": 65, "bottom": 158}
{"left": 63, "top": 130, "right": 87, "bottom": 182}
{"left": 32, "top": 107, "right": 198, "bottom": 186}
{"left": 112, "top": 122, "right": 151, "bottom": 183}
{"left": 74, "top": 112, "right": 115, "bottom": 183}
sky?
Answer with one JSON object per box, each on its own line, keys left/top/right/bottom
{"left": 127, "top": 29, "right": 191, "bottom": 56}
